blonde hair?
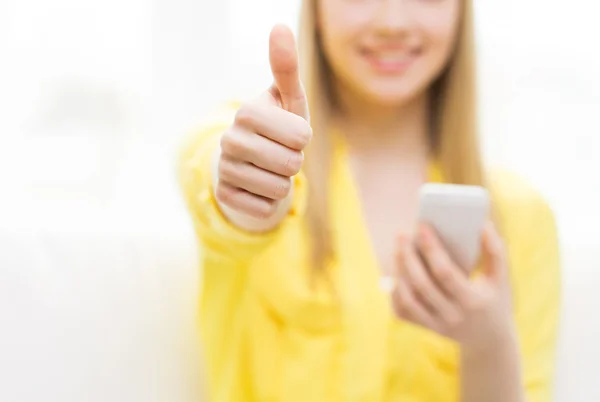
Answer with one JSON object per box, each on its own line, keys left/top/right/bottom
{"left": 298, "top": 0, "right": 485, "bottom": 273}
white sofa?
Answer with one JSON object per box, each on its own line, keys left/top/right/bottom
{"left": 0, "top": 172, "right": 597, "bottom": 402}
{"left": 0, "top": 208, "right": 203, "bottom": 401}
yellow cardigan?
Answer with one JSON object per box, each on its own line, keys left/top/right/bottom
{"left": 178, "top": 104, "right": 561, "bottom": 402}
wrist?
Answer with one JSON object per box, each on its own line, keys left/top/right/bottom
{"left": 460, "top": 324, "right": 525, "bottom": 402}
{"left": 462, "top": 323, "right": 519, "bottom": 358}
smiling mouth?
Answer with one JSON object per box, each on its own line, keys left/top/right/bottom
{"left": 360, "top": 48, "right": 421, "bottom": 74}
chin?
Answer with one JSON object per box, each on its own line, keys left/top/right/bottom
{"left": 362, "top": 82, "right": 425, "bottom": 107}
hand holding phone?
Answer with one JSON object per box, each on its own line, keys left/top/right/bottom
{"left": 379, "top": 183, "right": 489, "bottom": 292}
{"left": 387, "top": 184, "right": 514, "bottom": 350}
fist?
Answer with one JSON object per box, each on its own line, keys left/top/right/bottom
{"left": 216, "top": 24, "right": 312, "bottom": 221}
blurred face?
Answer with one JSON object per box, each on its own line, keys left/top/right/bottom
{"left": 317, "top": 0, "right": 462, "bottom": 106}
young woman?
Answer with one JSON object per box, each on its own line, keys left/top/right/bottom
{"left": 178, "top": 1, "right": 560, "bottom": 401}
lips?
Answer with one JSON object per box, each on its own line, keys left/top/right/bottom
{"left": 360, "top": 48, "right": 420, "bottom": 74}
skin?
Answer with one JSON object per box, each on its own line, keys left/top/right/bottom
{"left": 216, "top": 25, "right": 310, "bottom": 230}
{"left": 214, "top": 1, "right": 525, "bottom": 400}
{"left": 318, "top": 0, "right": 460, "bottom": 108}
{"left": 395, "top": 223, "right": 523, "bottom": 402}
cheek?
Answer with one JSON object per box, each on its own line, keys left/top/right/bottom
{"left": 317, "top": 2, "right": 373, "bottom": 66}
{"left": 423, "top": 26, "right": 457, "bottom": 73}
{"left": 420, "top": 7, "right": 461, "bottom": 62}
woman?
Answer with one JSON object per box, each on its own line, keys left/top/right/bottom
{"left": 178, "top": 0, "right": 560, "bottom": 401}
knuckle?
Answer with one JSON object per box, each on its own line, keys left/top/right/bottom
{"left": 218, "top": 159, "right": 237, "bottom": 182}
{"left": 290, "top": 120, "right": 313, "bottom": 149}
{"left": 445, "top": 312, "right": 464, "bottom": 328}
{"left": 398, "top": 293, "right": 415, "bottom": 311}
{"left": 395, "top": 244, "right": 409, "bottom": 264}
{"left": 234, "top": 103, "right": 259, "bottom": 127}
{"left": 291, "top": 89, "right": 306, "bottom": 104}
{"left": 433, "top": 264, "right": 454, "bottom": 281}
{"left": 412, "top": 278, "right": 428, "bottom": 295}
{"left": 272, "top": 178, "right": 292, "bottom": 199}
{"left": 220, "top": 131, "right": 244, "bottom": 157}
{"left": 391, "top": 297, "right": 407, "bottom": 318}
{"left": 282, "top": 151, "right": 304, "bottom": 176}
{"left": 393, "top": 306, "right": 410, "bottom": 321}
{"left": 266, "top": 200, "right": 280, "bottom": 217}
{"left": 255, "top": 199, "right": 279, "bottom": 219}
{"left": 418, "top": 235, "right": 433, "bottom": 252}
{"left": 215, "top": 183, "right": 234, "bottom": 206}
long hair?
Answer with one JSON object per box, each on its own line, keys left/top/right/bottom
{"left": 297, "top": 0, "right": 485, "bottom": 273}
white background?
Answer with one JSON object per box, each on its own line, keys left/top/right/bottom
{"left": 0, "top": 0, "right": 599, "bottom": 401}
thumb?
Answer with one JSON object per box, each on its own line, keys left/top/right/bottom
{"left": 268, "top": 24, "right": 309, "bottom": 120}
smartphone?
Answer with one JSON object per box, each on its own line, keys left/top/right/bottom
{"left": 379, "top": 183, "right": 490, "bottom": 292}
{"left": 417, "top": 183, "right": 490, "bottom": 273}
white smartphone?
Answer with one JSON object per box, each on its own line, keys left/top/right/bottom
{"left": 417, "top": 183, "right": 490, "bottom": 273}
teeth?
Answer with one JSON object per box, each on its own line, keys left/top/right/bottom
{"left": 370, "top": 53, "right": 411, "bottom": 63}
{"left": 376, "top": 57, "right": 410, "bottom": 64}
{"left": 378, "top": 56, "right": 408, "bottom": 63}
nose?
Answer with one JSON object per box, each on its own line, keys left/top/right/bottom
{"left": 373, "top": 0, "right": 415, "bottom": 35}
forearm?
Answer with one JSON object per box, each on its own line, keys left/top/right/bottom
{"left": 461, "top": 330, "right": 525, "bottom": 402}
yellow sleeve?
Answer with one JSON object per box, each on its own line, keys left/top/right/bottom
{"left": 176, "top": 101, "right": 308, "bottom": 265}
{"left": 176, "top": 102, "right": 309, "bottom": 398}
{"left": 498, "top": 177, "right": 561, "bottom": 402}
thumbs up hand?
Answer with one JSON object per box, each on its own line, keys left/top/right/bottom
{"left": 215, "top": 25, "right": 312, "bottom": 230}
